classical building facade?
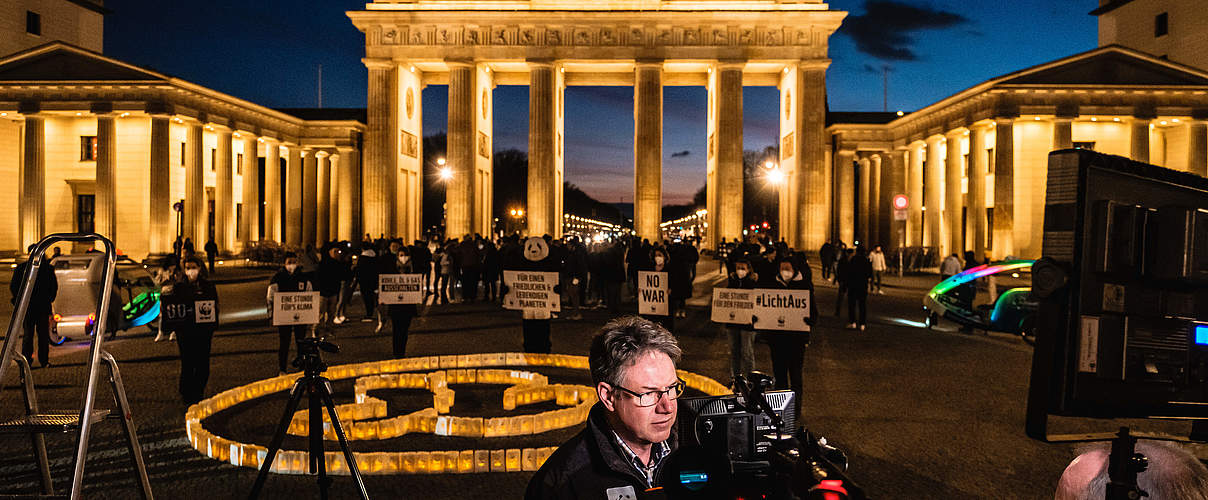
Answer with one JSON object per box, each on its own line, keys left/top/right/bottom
{"left": 348, "top": 0, "right": 845, "bottom": 250}
{"left": 0, "top": 43, "right": 365, "bottom": 258}
{"left": 0, "top": 0, "right": 104, "bottom": 57}
{"left": 1094, "top": 0, "right": 1208, "bottom": 71}
{"left": 826, "top": 45, "right": 1208, "bottom": 261}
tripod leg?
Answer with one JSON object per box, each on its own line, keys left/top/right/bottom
{"left": 317, "top": 380, "right": 370, "bottom": 500}
{"left": 247, "top": 379, "right": 307, "bottom": 500}
{"left": 308, "top": 387, "right": 331, "bottom": 500}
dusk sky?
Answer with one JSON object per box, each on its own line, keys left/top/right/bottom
{"left": 106, "top": 0, "right": 1097, "bottom": 205}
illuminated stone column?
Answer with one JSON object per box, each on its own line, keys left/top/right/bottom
{"left": 214, "top": 127, "right": 234, "bottom": 253}
{"left": 1053, "top": 116, "right": 1073, "bottom": 150}
{"left": 883, "top": 149, "right": 907, "bottom": 249}
{"left": 363, "top": 59, "right": 396, "bottom": 239}
{"left": 969, "top": 125, "right": 989, "bottom": 262}
{"left": 148, "top": 115, "right": 171, "bottom": 254}
{"left": 446, "top": 61, "right": 476, "bottom": 238}
{"left": 184, "top": 122, "right": 205, "bottom": 248}
{"left": 95, "top": 114, "right": 117, "bottom": 242}
{"left": 328, "top": 153, "right": 340, "bottom": 242}
{"left": 1187, "top": 119, "right": 1207, "bottom": 177}
{"left": 397, "top": 62, "right": 424, "bottom": 241}
{"left": 856, "top": 155, "right": 870, "bottom": 246}
{"left": 1130, "top": 117, "right": 1151, "bottom": 163}
{"left": 263, "top": 140, "right": 281, "bottom": 242}
{"left": 924, "top": 135, "right": 943, "bottom": 251}
{"left": 993, "top": 117, "right": 1015, "bottom": 258}
{"left": 284, "top": 145, "right": 302, "bottom": 247}
{"left": 633, "top": 61, "right": 663, "bottom": 242}
{"left": 20, "top": 114, "right": 45, "bottom": 249}
{"left": 302, "top": 149, "right": 318, "bottom": 247}
{"left": 708, "top": 61, "right": 744, "bottom": 247}
{"left": 527, "top": 60, "right": 558, "bottom": 237}
{"left": 785, "top": 63, "right": 831, "bottom": 250}
{"left": 834, "top": 149, "right": 854, "bottom": 244}
{"left": 336, "top": 147, "right": 360, "bottom": 241}
{"left": 907, "top": 142, "right": 924, "bottom": 247}
{"left": 944, "top": 130, "right": 964, "bottom": 259}
{"left": 869, "top": 154, "right": 883, "bottom": 246}
{"left": 239, "top": 133, "right": 259, "bottom": 245}
{"left": 316, "top": 151, "right": 330, "bottom": 246}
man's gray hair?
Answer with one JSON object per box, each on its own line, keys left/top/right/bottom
{"left": 1056, "top": 440, "right": 1208, "bottom": 500}
{"left": 589, "top": 316, "right": 681, "bottom": 387}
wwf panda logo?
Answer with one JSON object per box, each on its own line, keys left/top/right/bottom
{"left": 523, "top": 237, "right": 549, "bottom": 262}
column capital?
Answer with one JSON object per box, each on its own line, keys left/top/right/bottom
{"left": 233, "top": 129, "right": 257, "bottom": 139}
{"left": 925, "top": 134, "right": 945, "bottom": 145}
{"left": 362, "top": 58, "right": 394, "bottom": 70}
{"left": 944, "top": 127, "right": 968, "bottom": 139}
{"left": 712, "top": 60, "right": 746, "bottom": 71}
{"left": 335, "top": 145, "right": 356, "bottom": 154}
{"left": 315, "top": 150, "right": 330, "bottom": 159}
{"left": 445, "top": 59, "right": 475, "bottom": 69}
{"left": 206, "top": 123, "right": 233, "bottom": 135}
{"left": 526, "top": 59, "right": 556, "bottom": 69}
{"left": 634, "top": 59, "right": 664, "bottom": 69}
{"left": 797, "top": 59, "right": 831, "bottom": 71}
{"left": 993, "top": 116, "right": 1015, "bottom": 125}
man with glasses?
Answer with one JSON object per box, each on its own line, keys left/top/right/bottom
{"left": 527, "top": 316, "right": 683, "bottom": 499}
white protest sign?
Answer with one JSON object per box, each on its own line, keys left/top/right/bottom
{"left": 272, "top": 291, "right": 320, "bottom": 326}
{"left": 194, "top": 300, "right": 217, "bottom": 324}
{"left": 638, "top": 271, "right": 669, "bottom": 316}
{"left": 378, "top": 274, "right": 423, "bottom": 304}
{"left": 711, "top": 288, "right": 754, "bottom": 325}
{"left": 503, "top": 271, "right": 560, "bottom": 313}
{"left": 752, "top": 288, "right": 811, "bottom": 331}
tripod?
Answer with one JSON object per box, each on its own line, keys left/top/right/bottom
{"left": 248, "top": 338, "right": 369, "bottom": 500}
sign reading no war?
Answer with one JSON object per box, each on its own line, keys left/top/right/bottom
{"left": 503, "top": 271, "right": 560, "bottom": 313}
{"left": 379, "top": 274, "right": 423, "bottom": 304}
{"left": 272, "top": 291, "right": 320, "bottom": 326}
{"left": 638, "top": 271, "right": 669, "bottom": 316}
{"left": 752, "top": 289, "right": 811, "bottom": 332}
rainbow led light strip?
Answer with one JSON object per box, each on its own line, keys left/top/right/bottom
{"left": 184, "top": 352, "right": 729, "bottom": 475}
{"left": 929, "top": 260, "right": 1035, "bottom": 297}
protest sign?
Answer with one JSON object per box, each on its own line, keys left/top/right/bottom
{"left": 160, "top": 293, "right": 193, "bottom": 329}
{"left": 378, "top": 274, "right": 423, "bottom": 304}
{"left": 194, "top": 299, "right": 217, "bottom": 324}
{"left": 272, "top": 291, "right": 320, "bottom": 326}
{"left": 638, "top": 271, "right": 669, "bottom": 316}
{"left": 751, "top": 289, "right": 811, "bottom": 331}
{"left": 711, "top": 288, "right": 754, "bottom": 325}
{"left": 502, "top": 271, "right": 560, "bottom": 313}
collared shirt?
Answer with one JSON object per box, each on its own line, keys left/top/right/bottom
{"left": 611, "top": 431, "right": 671, "bottom": 488}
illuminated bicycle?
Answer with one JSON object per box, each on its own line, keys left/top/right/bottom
{"left": 922, "top": 259, "right": 1038, "bottom": 342}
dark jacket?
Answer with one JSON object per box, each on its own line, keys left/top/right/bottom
{"left": 11, "top": 260, "right": 58, "bottom": 316}
{"left": 317, "top": 255, "right": 350, "bottom": 297}
{"left": 269, "top": 269, "right": 312, "bottom": 293}
{"left": 526, "top": 403, "right": 672, "bottom": 500}
{"left": 842, "top": 253, "right": 874, "bottom": 297}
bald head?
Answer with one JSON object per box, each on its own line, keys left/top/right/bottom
{"left": 1055, "top": 440, "right": 1208, "bottom": 500}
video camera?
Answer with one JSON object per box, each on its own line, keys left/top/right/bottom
{"left": 293, "top": 337, "right": 339, "bottom": 376}
{"left": 664, "top": 373, "right": 865, "bottom": 499}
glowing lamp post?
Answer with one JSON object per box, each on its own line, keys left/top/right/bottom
{"left": 892, "top": 194, "right": 909, "bottom": 275}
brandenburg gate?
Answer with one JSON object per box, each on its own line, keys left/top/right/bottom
{"left": 348, "top": 0, "right": 844, "bottom": 250}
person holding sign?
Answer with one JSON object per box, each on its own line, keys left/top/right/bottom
{"left": 724, "top": 256, "right": 759, "bottom": 385}
{"left": 755, "top": 257, "right": 816, "bottom": 418}
{"left": 267, "top": 253, "right": 313, "bottom": 375}
{"left": 379, "top": 245, "right": 419, "bottom": 357}
{"left": 502, "top": 237, "right": 562, "bottom": 353}
{"left": 163, "top": 257, "right": 219, "bottom": 405}
{"left": 638, "top": 247, "right": 675, "bottom": 333}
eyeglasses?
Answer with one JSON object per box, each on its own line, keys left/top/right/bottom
{"left": 611, "top": 379, "right": 686, "bottom": 407}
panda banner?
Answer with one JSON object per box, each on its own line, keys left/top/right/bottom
{"left": 502, "top": 271, "right": 561, "bottom": 313}
{"left": 710, "top": 288, "right": 754, "bottom": 325}
{"left": 378, "top": 274, "right": 423, "bottom": 304}
{"left": 751, "top": 289, "right": 811, "bottom": 332}
{"left": 638, "top": 271, "right": 669, "bottom": 316}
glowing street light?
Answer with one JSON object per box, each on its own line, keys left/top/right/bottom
{"left": 436, "top": 157, "right": 446, "bottom": 166}
{"left": 764, "top": 160, "right": 777, "bottom": 169}
{"left": 767, "top": 167, "right": 785, "bottom": 185}
{"left": 439, "top": 167, "right": 453, "bottom": 180}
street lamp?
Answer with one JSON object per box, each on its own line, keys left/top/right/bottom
{"left": 436, "top": 157, "right": 446, "bottom": 166}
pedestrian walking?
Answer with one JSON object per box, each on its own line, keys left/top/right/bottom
{"left": 317, "top": 244, "right": 349, "bottom": 337}
{"left": 843, "top": 246, "right": 873, "bottom": 330}
{"left": 268, "top": 253, "right": 313, "bottom": 375}
{"left": 819, "top": 241, "right": 835, "bottom": 282}
{"left": 834, "top": 248, "right": 851, "bottom": 317}
{"left": 482, "top": 239, "right": 502, "bottom": 302}
{"left": 153, "top": 259, "right": 178, "bottom": 342}
{"left": 870, "top": 245, "right": 887, "bottom": 294}
{"left": 165, "top": 257, "right": 218, "bottom": 404}
{"left": 436, "top": 243, "right": 453, "bottom": 304}
{"left": 411, "top": 239, "right": 433, "bottom": 295}
{"left": 456, "top": 236, "right": 483, "bottom": 302}
{"left": 204, "top": 239, "right": 218, "bottom": 274}
{"left": 10, "top": 244, "right": 58, "bottom": 368}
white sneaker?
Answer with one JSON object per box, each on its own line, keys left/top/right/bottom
{"left": 168, "top": 332, "right": 176, "bottom": 341}
{"left": 153, "top": 332, "right": 165, "bottom": 342}
{"left": 846, "top": 323, "right": 856, "bottom": 329}
{"left": 333, "top": 316, "right": 345, "bottom": 325}
{"left": 859, "top": 324, "right": 866, "bottom": 331}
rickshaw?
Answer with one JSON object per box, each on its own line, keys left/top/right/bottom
{"left": 922, "top": 259, "right": 1038, "bottom": 341}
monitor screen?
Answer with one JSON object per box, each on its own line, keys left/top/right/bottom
{"left": 1195, "top": 324, "right": 1208, "bottom": 346}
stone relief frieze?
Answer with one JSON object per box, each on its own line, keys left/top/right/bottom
{"left": 371, "top": 23, "right": 823, "bottom": 48}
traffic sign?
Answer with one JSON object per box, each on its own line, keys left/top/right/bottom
{"left": 892, "top": 194, "right": 909, "bottom": 210}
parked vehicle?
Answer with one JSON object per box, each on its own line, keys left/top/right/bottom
{"left": 923, "top": 259, "right": 1038, "bottom": 341}
{"left": 50, "top": 254, "right": 160, "bottom": 342}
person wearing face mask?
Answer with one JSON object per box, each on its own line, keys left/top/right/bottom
{"left": 756, "top": 256, "right": 817, "bottom": 419}
{"left": 381, "top": 245, "right": 419, "bottom": 357}
{"left": 640, "top": 247, "right": 676, "bottom": 333}
{"left": 725, "top": 257, "right": 759, "bottom": 385}
{"left": 268, "top": 252, "right": 313, "bottom": 375}
{"left": 166, "top": 257, "right": 219, "bottom": 405}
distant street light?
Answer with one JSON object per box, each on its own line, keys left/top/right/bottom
{"left": 767, "top": 167, "right": 785, "bottom": 185}
{"left": 764, "top": 160, "right": 777, "bottom": 169}
{"left": 439, "top": 167, "right": 453, "bottom": 180}
{"left": 436, "top": 157, "right": 446, "bottom": 166}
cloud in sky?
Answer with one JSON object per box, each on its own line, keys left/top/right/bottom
{"left": 670, "top": 150, "right": 691, "bottom": 158}
{"left": 839, "top": 1, "right": 970, "bottom": 61}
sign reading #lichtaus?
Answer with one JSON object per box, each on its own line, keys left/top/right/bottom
{"left": 502, "top": 271, "right": 560, "bottom": 313}
{"left": 752, "top": 289, "right": 811, "bottom": 331}
{"left": 272, "top": 291, "right": 320, "bottom": 326}
{"left": 638, "top": 271, "right": 669, "bottom": 316}
{"left": 711, "top": 288, "right": 754, "bottom": 325}
{"left": 378, "top": 274, "right": 423, "bottom": 304}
